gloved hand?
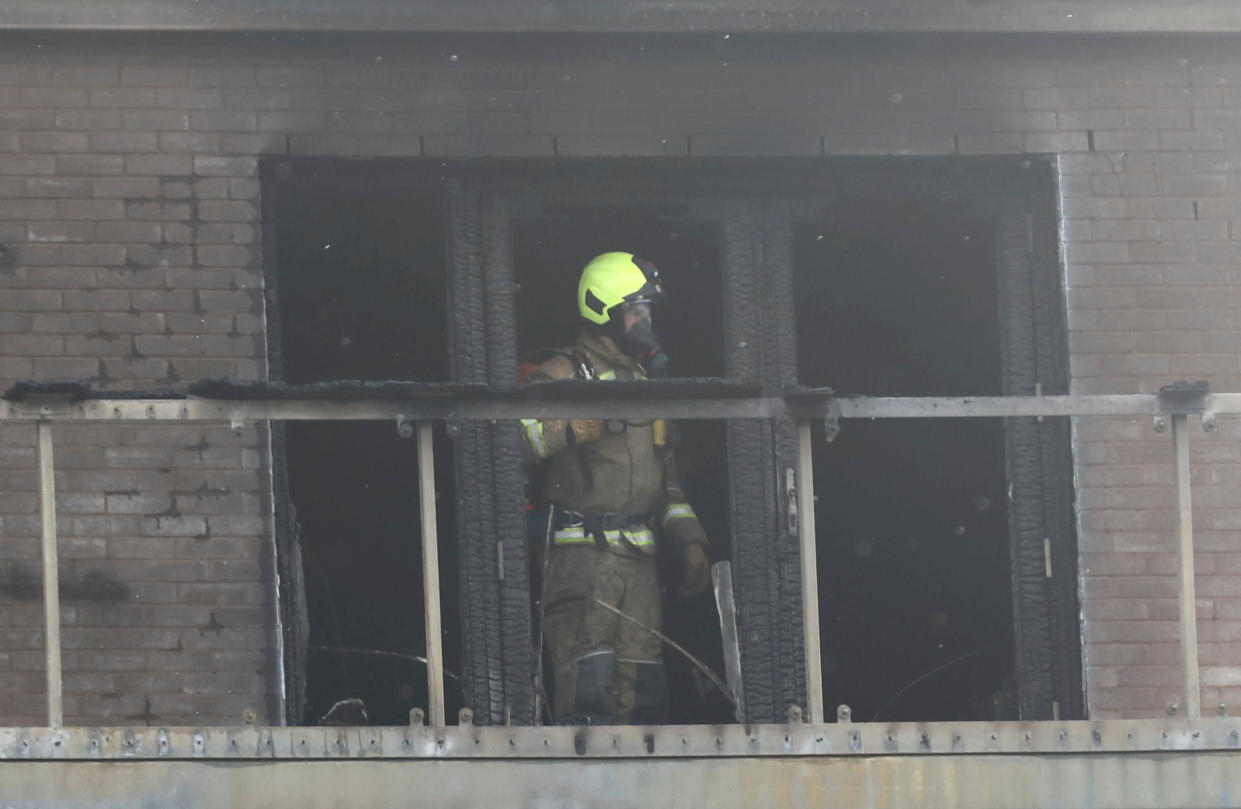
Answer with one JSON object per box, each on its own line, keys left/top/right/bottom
{"left": 566, "top": 419, "right": 603, "bottom": 446}
{"left": 678, "top": 543, "right": 710, "bottom": 596}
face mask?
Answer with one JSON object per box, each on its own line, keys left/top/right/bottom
{"left": 618, "top": 305, "right": 669, "bottom": 377}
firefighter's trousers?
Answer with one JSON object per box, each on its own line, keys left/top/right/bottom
{"left": 543, "top": 544, "right": 665, "bottom": 724}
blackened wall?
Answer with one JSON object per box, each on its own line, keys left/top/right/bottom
{"left": 1, "top": 31, "right": 1239, "bottom": 723}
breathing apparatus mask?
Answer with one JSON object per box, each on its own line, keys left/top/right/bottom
{"left": 611, "top": 300, "right": 669, "bottom": 377}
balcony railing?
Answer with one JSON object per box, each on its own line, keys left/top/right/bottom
{"left": 0, "top": 380, "right": 1229, "bottom": 731}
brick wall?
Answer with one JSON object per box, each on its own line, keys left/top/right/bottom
{"left": 2, "top": 31, "right": 1241, "bottom": 723}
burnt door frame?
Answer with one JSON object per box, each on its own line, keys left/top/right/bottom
{"left": 261, "top": 158, "right": 456, "bottom": 725}
{"left": 782, "top": 159, "right": 1082, "bottom": 720}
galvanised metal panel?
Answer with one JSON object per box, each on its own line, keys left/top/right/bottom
{"left": 3, "top": 722, "right": 1241, "bottom": 809}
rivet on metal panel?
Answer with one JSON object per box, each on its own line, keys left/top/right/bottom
{"left": 409, "top": 707, "right": 426, "bottom": 726}
{"left": 396, "top": 416, "right": 414, "bottom": 439}
{"left": 1203, "top": 413, "right": 1218, "bottom": 432}
{"left": 884, "top": 733, "right": 897, "bottom": 752}
{"left": 836, "top": 704, "right": 852, "bottom": 724}
{"left": 158, "top": 731, "right": 170, "bottom": 757}
{"left": 230, "top": 417, "right": 244, "bottom": 434}
{"left": 193, "top": 733, "right": 205, "bottom": 756}
{"left": 242, "top": 708, "right": 257, "bottom": 725}
{"left": 987, "top": 731, "right": 999, "bottom": 751}
{"left": 787, "top": 705, "right": 803, "bottom": 724}
{"left": 458, "top": 707, "right": 474, "bottom": 725}
{"left": 851, "top": 731, "right": 863, "bottom": 752}
{"left": 918, "top": 733, "right": 930, "bottom": 752}
{"left": 1153, "top": 415, "right": 1168, "bottom": 433}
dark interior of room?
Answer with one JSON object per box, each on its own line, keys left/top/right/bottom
{"left": 512, "top": 207, "right": 735, "bottom": 723}
{"left": 794, "top": 198, "right": 1018, "bottom": 722}
{"left": 269, "top": 165, "right": 461, "bottom": 726}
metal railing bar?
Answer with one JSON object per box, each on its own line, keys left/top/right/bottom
{"left": 417, "top": 422, "right": 446, "bottom": 728}
{"left": 833, "top": 394, "right": 1217, "bottom": 419}
{"left": 1171, "top": 414, "right": 1201, "bottom": 719}
{"left": 6, "top": 392, "right": 1241, "bottom": 424}
{"left": 1, "top": 397, "right": 785, "bottom": 423}
{"left": 36, "top": 421, "right": 63, "bottom": 729}
{"left": 796, "top": 420, "right": 824, "bottom": 725}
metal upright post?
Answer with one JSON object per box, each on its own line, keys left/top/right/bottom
{"left": 1171, "top": 413, "right": 1201, "bottom": 719}
{"left": 796, "top": 420, "right": 825, "bottom": 725}
{"left": 36, "top": 421, "right": 63, "bottom": 728}
{"left": 417, "top": 421, "right": 446, "bottom": 728}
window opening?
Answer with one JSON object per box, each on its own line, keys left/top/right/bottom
{"left": 266, "top": 163, "right": 459, "bottom": 725}
{"left": 795, "top": 198, "right": 1018, "bottom": 721}
{"left": 512, "top": 205, "right": 733, "bottom": 723}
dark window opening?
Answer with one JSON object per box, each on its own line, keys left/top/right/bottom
{"left": 266, "top": 163, "right": 460, "bottom": 725}
{"left": 512, "top": 206, "right": 734, "bottom": 723}
{"left": 795, "top": 198, "right": 1018, "bottom": 722}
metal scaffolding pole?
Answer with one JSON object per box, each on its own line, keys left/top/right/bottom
{"left": 796, "top": 420, "right": 824, "bottom": 725}
{"left": 1171, "top": 414, "right": 1201, "bottom": 719}
{"left": 417, "top": 422, "right": 446, "bottom": 728}
{"left": 36, "top": 421, "right": 63, "bottom": 728}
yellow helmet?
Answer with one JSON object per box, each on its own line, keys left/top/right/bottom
{"left": 577, "top": 252, "right": 664, "bottom": 325}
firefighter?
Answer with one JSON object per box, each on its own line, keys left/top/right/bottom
{"left": 520, "top": 251, "right": 711, "bottom": 725}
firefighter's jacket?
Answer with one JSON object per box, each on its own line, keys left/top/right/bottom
{"left": 521, "top": 334, "right": 709, "bottom": 555}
